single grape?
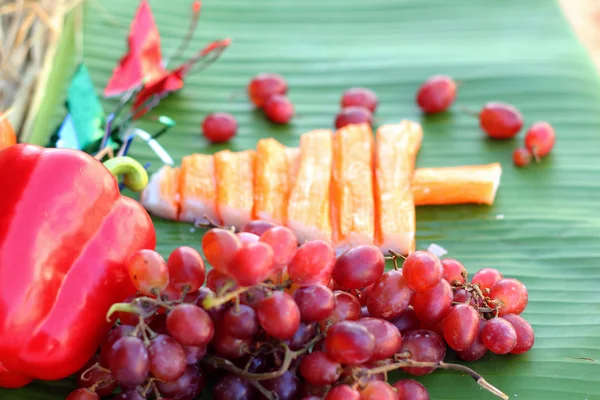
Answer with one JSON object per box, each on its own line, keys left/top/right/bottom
{"left": 293, "top": 284, "right": 335, "bottom": 322}
{"left": 183, "top": 345, "right": 206, "bottom": 365}
{"left": 367, "top": 270, "right": 413, "bottom": 319}
{"left": 240, "top": 220, "right": 278, "bottom": 236}
{"left": 524, "top": 121, "right": 556, "bottom": 159}
{"left": 399, "top": 330, "right": 446, "bottom": 376}
{"left": 237, "top": 231, "right": 260, "bottom": 245}
{"left": 412, "top": 279, "right": 453, "bottom": 323}
{"left": 211, "top": 333, "right": 251, "bottom": 359}
{"left": 260, "top": 226, "right": 298, "bottom": 269}
{"left": 325, "top": 385, "right": 360, "bottom": 400}
{"left": 419, "top": 319, "right": 445, "bottom": 338}
{"left": 264, "top": 95, "right": 294, "bottom": 124}
{"left": 513, "top": 147, "right": 532, "bottom": 168}
{"left": 325, "top": 321, "right": 376, "bottom": 364}
{"left": 206, "top": 268, "right": 238, "bottom": 294}
{"left": 257, "top": 291, "right": 301, "bottom": 340}
{"left": 248, "top": 73, "right": 288, "bottom": 108}
{"left": 167, "top": 246, "right": 206, "bottom": 293}
{"left": 489, "top": 278, "right": 528, "bottom": 315}
{"left": 361, "top": 306, "right": 370, "bottom": 318}
{"left": 452, "top": 288, "right": 471, "bottom": 304}
{"left": 222, "top": 304, "right": 259, "bottom": 339}
{"left": 194, "top": 286, "right": 228, "bottom": 321}
{"left": 301, "top": 381, "right": 329, "bottom": 398}
{"left": 108, "top": 336, "right": 149, "bottom": 387}
{"left": 288, "top": 239, "right": 336, "bottom": 285}
{"left": 388, "top": 307, "right": 420, "bottom": 335}
{"left": 112, "top": 390, "right": 144, "bottom": 400}
{"left": 76, "top": 356, "right": 117, "bottom": 397}
{"left": 393, "top": 379, "right": 430, "bottom": 400}
{"left": 456, "top": 319, "right": 488, "bottom": 362}
{"left": 358, "top": 284, "right": 373, "bottom": 306}
{"left": 320, "top": 291, "right": 362, "bottom": 330}
{"left": 99, "top": 325, "right": 136, "bottom": 367}
{"left": 341, "top": 87, "right": 378, "bottom": 113}
{"left": 166, "top": 304, "right": 215, "bottom": 347}
{"left": 442, "top": 304, "right": 480, "bottom": 351}
{"left": 416, "top": 75, "right": 457, "bottom": 114}
{"left": 202, "top": 228, "right": 242, "bottom": 273}
{"left": 213, "top": 374, "right": 257, "bottom": 400}
{"left": 115, "top": 295, "right": 142, "bottom": 326}
{"left": 285, "top": 321, "right": 317, "bottom": 351}
{"left": 201, "top": 112, "right": 237, "bottom": 143}
{"left": 228, "top": 241, "right": 275, "bottom": 286}
{"left": 479, "top": 102, "right": 523, "bottom": 139}
{"left": 262, "top": 371, "right": 301, "bottom": 400}
{"left": 471, "top": 268, "right": 502, "bottom": 292}
{"left": 148, "top": 334, "right": 187, "bottom": 382}
{"left": 502, "top": 314, "right": 535, "bottom": 354}
{"left": 441, "top": 258, "right": 467, "bottom": 285}
{"left": 157, "top": 365, "right": 205, "bottom": 399}
{"left": 357, "top": 317, "right": 402, "bottom": 361}
{"left": 332, "top": 245, "right": 385, "bottom": 290}
{"left": 299, "top": 351, "right": 342, "bottom": 386}
{"left": 126, "top": 249, "right": 169, "bottom": 296}
{"left": 66, "top": 388, "right": 100, "bottom": 400}
{"left": 402, "top": 250, "right": 443, "bottom": 292}
{"left": 335, "top": 106, "right": 373, "bottom": 129}
{"left": 481, "top": 317, "right": 517, "bottom": 354}
{"left": 359, "top": 381, "right": 397, "bottom": 400}
{"left": 239, "top": 286, "right": 268, "bottom": 310}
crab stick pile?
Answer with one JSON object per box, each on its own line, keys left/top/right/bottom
{"left": 140, "top": 121, "right": 502, "bottom": 255}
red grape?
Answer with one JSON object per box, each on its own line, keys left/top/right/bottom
{"left": 502, "top": 314, "right": 535, "bottom": 354}
{"left": 367, "top": 270, "right": 413, "bottom": 319}
{"left": 240, "top": 220, "right": 278, "bottom": 236}
{"left": 206, "top": 268, "right": 237, "bottom": 294}
{"left": 293, "top": 284, "right": 335, "bottom": 322}
{"left": 341, "top": 87, "right": 378, "bottom": 113}
{"left": 100, "top": 325, "right": 136, "bottom": 367}
{"left": 262, "top": 371, "right": 301, "bottom": 400}
{"left": 222, "top": 304, "right": 258, "bottom": 339}
{"left": 471, "top": 268, "right": 502, "bottom": 292}
{"left": 361, "top": 306, "right": 370, "bottom": 318}
{"left": 213, "top": 374, "right": 256, "bottom": 400}
{"left": 248, "top": 73, "right": 288, "bottom": 108}
{"left": 412, "top": 279, "right": 453, "bottom": 323}
{"left": 513, "top": 147, "right": 532, "bottom": 167}
{"left": 285, "top": 321, "right": 317, "bottom": 351}
{"left": 202, "top": 112, "right": 237, "bottom": 143}
{"left": 481, "top": 318, "right": 517, "bottom": 354}
{"left": 237, "top": 232, "right": 260, "bottom": 245}
{"left": 112, "top": 390, "right": 144, "bottom": 400}
{"left": 358, "top": 284, "right": 373, "bottom": 306}
{"left": 402, "top": 250, "right": 443, "bottom": 292}
{"left": 524, "top": 121, "right": 555, "bottom": 159}
{"left": 264, "top": 95, "right": 294, "bottom": 124}
{"left": 211, "top": 333, "right": 251, "bottom": 359}
{"left": 239, "top": 286, "right": 268, "bottom": 310}
{"left": 399, "top": 330, "right": 446, "bottom": 375}
{"left": 335, "top": 106, "right": 373, "bottom": 129}
{"left": 357, "top": 317, "right": 402, "bottom": 361}
{"left": 157, "top": 365, "right": 205, "bottom": 399}
{"left": 489, "top": 278, "right": 528, "bottom": 315}
{"left": 108, "top": 336, "right": 149, "bottom": 387}
{"left": 325, "top": 385, "right": 360, "bottom": 400}
{"left": 419, "top": 319, "right": 444, "bottom": 338}
{"left": 257, "top": 291, "right": 301, "bottom": 340}
{"left": 195, "top": 286, "right": 228, "bottom": 321}
{"left": 320, "top": 291, "right": 362, "bottom": 329}
{"left": 453, "top": 288, "right": 472, "bottom": 304}
{"left": 325, "top": 321, "right": 375, "bottom": 364}
{"left": 202, "top": 228, "right": 242, "bottom": 273}
{"left": 228, "top": 241, "right": 275, "bottom": 286}
{"left": 166, "top": 304, "right": 214, "bottom": 347}
{"left": 288, "top": 239, "right": 336, "bottom": 285}
{"left": 148, "top": 334, "right": 186, "bottom": 382}
{"left": 77, "top": 356, "right": 117, "bottom": 397}
{"left": 359, "top": 381, "right": 397, "bottom": 400}
{"left": 393, "top": 379, "right": 430, "bottom": 400}
{"left": 456, "top": 319, "right": 488, "bottom": 362}
{"left": 388, "top": 307, "right": 420, "bottom": 335}
{"left": 299, "top": 351, "right": 342, "bottom": 385}
{"left": 126, "top": 249, "right": 169, "bottom": 296}
{"left": 183, "top": 345, "right": 206, "bottom": 365}
{"left": 479, "top": 102, "right": 523, "bottom": 139}
{"left": 333, "top": 245, "right": 385, "bottom": 290}
{"left": 260, "top": 226, "right": 298, "bottom": 269}
{"left": 441, "top": 258, "right": 467, "bottom": 285}
{"left": 416, "top": 75, "right": 457, "bottom": 114}
{"left": 66, "top": 389, "right": 99, "bottom": 400}
{"left": 167, "top": 246, "right": 205, "bottom": 293}
{"left": 442, "top": 304, "right": 480, "bottom": 351}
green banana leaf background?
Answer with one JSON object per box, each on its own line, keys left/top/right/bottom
{"left": 6, "top": 0, "right": 600, "bottom": 398}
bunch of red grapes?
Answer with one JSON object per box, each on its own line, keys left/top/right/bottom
{"left": 67, "top": 221, "right": 533, "bottom": 400}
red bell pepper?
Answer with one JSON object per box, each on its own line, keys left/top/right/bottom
{"left": 0, "top": 144, "right": 156, "bottom": 388}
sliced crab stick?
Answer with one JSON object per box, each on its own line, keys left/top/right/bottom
{"left": 331, "top": 123, "right": 375, "bottom": 252}
{"left": 285, "top": 147, "right": 301, "bottom": 194}
{"left": 412, "top": 163, "right": 502, "bottom": 206}
{"left": 215, "top": 149, "right": 256, "bottom": 228}
{"left": 140, "top": 165, "right": 181, "bottom": 220}
{"left": 254, "top": 139, "right": 291, "bottom": 224}
{"left": 287, "top": 130, "right": 333, "bottom": 243}
{"left": 178, "top": 154, "right": 219, "bottom": 224}
{"left": 374, "top": 121, "right": 423, "bottom": 256}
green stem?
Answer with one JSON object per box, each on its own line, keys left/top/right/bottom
{"left": 103, "top": 156, "right": 149, "bottom": 192}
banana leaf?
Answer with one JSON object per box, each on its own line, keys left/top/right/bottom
{"left": 7, "top": 0, "right": 600, "bottom": 399}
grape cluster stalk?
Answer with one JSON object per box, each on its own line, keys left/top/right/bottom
{"left": 67, "top": 221, "right": 533, "bottom": 400}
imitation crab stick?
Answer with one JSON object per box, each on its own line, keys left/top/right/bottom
{"left": 140, "top": 165, "right": 181, "bottom": 220}
{"left": 254, "top": 139, "right": 292, "bottom": 224}
{"left": 178, "top": 154, "right": 219, "bottom": 224}
{"left": 285, "top": 147, "right": 301, "bottom": 193}
{"left": 330, "top": 123, "right": 376, "bottom": 252}
{"left": 412, "top": 163, "right": 502, "bottom": 206}
{"left": 287, "top": 129, "right": 333, "bottom": 243}
{"left": 374, "top": 121, "right": 423, "bottom": 256}
{"left": 214, "top": 149, "right": 256, "bottom": 228}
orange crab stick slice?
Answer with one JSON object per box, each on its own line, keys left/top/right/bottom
{"left": 178, "top": 154, "right": 219, "bottom": 224}
{"left": 140, "top": 165, "right": 181, "bottom": 220}
{"left": 287, "top": 130, "right": 333, "bottom": 243}
{"left": 285, "top": 147, "right": 301, "bottom": 194}
{"left": 215, "top": 149, "right": 256, "bottom": 228}
{"left": 412, "top": 163, "right": 502, "bottom": 206}
{"left": 254, "top": 139, "right": 292, "bottom": 224}
{"left": 374, "top": 121, "right": 423, "bottom": 256}
{"left": 331, "top": 123, "right": 376, "bottom": 252}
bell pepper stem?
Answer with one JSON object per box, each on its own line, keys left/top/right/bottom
{"left": 103, "top": 156, "right": 149, "bottom": 192}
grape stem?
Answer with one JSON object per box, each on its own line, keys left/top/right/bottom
{"left": 387, "top": 249, "right": 406, "bottom": 270}
{"left": 249, "top": 380, "right": 277, "bottom": 400}
{"left": 203, "top": 285, "right": 250, "bottom": 309}
{"left": 193, "top": 215, "right": 235, "bottom": 232}
{"left": 364, "top": 360, "right": 508, "bottom": 400}
{"left": 458, "top": 105, "right": 480, "bottom": 118}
